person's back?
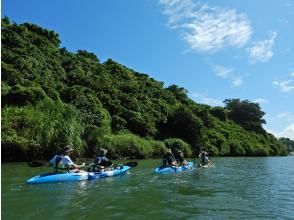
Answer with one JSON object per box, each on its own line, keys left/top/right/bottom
{"left": 90, "top": 148, "right": 112, "bottom": 171}
{"left": 163, "top": 151, "right": 177, "bottom": 167}
{"left": 199, "top": 151, "right": 210, "bottom": 165}
{"left": 175, "top": 150, "right": 188, "bottom": 166}
{"left": 93, "top": 155, "right": 110, "bottom": 166}
{"left": 49, "top": 146, "right": 85, "bottom": 172}
{"left": 199, "top": 152, "right": 206, "bottom": 164}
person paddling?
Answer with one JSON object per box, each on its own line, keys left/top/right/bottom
{"left": 49, "top": 146, "right": 85, "bottom": 173}
{"left": 198, "top": 151, "right": 211, "bottom": 166}
{"left": 175, "top": 149, "right": 188, "bottom": 166}
{"left": 88, "top": 148, "right": 113, "bottom": 172}
{"left": 163, "top": 149, "right": 178, "bottom": 167}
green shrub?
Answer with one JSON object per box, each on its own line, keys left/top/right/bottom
{"left": 1, "top": 99, "right": 84, "bottom": 161}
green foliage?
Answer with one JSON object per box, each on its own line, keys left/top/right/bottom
{"left": 1, "top": 99, "right": 84, "bottom": 161}
{"left": 101, "top": 133, "right": 166, "bottom": 159}
{"left": 4, "top": 84, "right": 47, "bottom": 106}
{"left": 60, "top": 86, "right": 111, "bottom": 127}
{"left": 209, "top": 106, "right": 227, "bottom": 121}
{"left": 163, "top": 106, "right": 203, "bottom": 148}
{"left": 83, "top": 125, "right": 111, "bottom": 157}
{"left": 228, "top": 141, "right": 246, "bottom": 156}
{"left": 1, "top": 17, "right": 288, "bottom": 161}
{"left": 224, "top": 99, "right": 266, "bottom": 133}
{"left": 279, "top": 137, "right": 294, "bottom": 154}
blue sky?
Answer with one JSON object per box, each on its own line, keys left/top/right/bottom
{"left": 2, "top": 0, "right": 294, "bottom": 139}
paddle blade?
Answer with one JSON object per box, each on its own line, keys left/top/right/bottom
{"left": 124, "top": 161, "right": 138, "bottom": 167}
{"left": 27, "top": 160, "right": 47, "bottom": 167}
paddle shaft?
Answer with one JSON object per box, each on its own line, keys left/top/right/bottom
{"left": 168, "top": 148, "right": 178, "bottom": 166}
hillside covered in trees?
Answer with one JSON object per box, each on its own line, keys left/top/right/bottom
{"left": 1, "top": 17, "right": 288, "bottom": 162}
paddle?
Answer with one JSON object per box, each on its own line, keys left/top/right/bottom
{"left": 168, "top": 148, "right": 178, "bottom": 167}
{"left": 124, "top": 161, "right": 137, "bottom": 167}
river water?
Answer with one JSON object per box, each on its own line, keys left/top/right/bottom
{"left": 2, "top": 157, "right": 294, "bottom": 219}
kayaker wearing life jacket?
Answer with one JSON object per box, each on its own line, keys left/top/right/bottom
{"left": 88, "top": 148, "right": 113, "bottom": 172}
{"left": 49, "top": 146, "right": 85, "bottom": 173}
{"left": 163, "top": 150, "right": 177, "bottom": 167}
{"left": 198, "top": 151, "right": 211, "bottom": 165}
{"left": 175, "top": 149, "right": 188, "bottom": 166}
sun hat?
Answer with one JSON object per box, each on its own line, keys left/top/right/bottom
{"left": 63, "top": 146, "right": 74, "bottom": 154}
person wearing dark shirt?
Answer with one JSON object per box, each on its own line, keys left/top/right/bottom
{"left": 175, "top": 149, "right": 188, "bottom": 166}
{"left": 89, "top": 148, "right": 113, "bottom": 172}
{"left": 163, "top": 150, "right": 177, "bottom": 167}
{"left": 198, "top": 151, "right": 211, "bottom": 166}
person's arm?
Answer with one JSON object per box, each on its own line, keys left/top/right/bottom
{"left": 74, "top": 163, "right": 86, "bottom": 168}
{"left": 64, "top": 156, "right": 85, "bottom": 168}
{"left": 172, "top": 161, "right": 178, "bottom": 166}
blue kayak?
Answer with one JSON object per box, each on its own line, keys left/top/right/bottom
{"left": 155, "top": 162, "right": 193, "bottom": 174}
{"left": 26, "top": 165, "right": 130, "bottom": 184}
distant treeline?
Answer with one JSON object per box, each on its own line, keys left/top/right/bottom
{"left": 1, "top": 17, "right": 289, "bottom": 161}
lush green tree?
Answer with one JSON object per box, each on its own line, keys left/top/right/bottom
{"left": 163, "top": 106, "right": 203, "bottom": 148}
{"left": 278, "top": 137, "right": 293, "bottom": 154}
{"left": 224, "top": 99, "right": 266, "bottom": 133}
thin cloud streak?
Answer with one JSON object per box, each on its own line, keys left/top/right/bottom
{"left": 159, "top": 0, "right": 252, "bottom": 52}
{"left": 213, "top": 65, "right": 243, "bottom": 87}
{"left": 273, "top": 80, "right": 294, "bottom": 92}
{"left": 247, "top": 32, "right": 277, "bottom": 63}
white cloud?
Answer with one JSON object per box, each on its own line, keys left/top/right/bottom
{"left": 247, "top": 32, "right": 277, "bottom": 63}
{"left": 273, "top": 80, "right": 294, "bottom": 92}
{"left": 232, "top": 77, "right": 243, "bottom": 87}
{"left": 159, "top": 0, "right": 252, "bottom": 52}
{"left": 190, "top": 92, "right": 223, "bottom": 106}
{"left": 277, "top": 124, "right": 294, "bottom": 140}
{"left": 252, "top": 98, "right": 268, "bottom": 105}
{"left": 213, "top": 65, "right": 243, "bottom": 87}
{"left": 213, "top": 65, "right": 232, "bottom": 78}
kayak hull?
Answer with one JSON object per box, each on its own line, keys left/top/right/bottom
{"left": 155, "top": 162, "right": 193, "bottom": 174}
{"left": 26, "top": 166, "right": 130, "bottom": 184}
{"left": 88, "top": 165, "right": 130, "bottom": 180}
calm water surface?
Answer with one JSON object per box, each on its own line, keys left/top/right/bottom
{"left": 2, "top": 157, "right": 294, "bottom": 219}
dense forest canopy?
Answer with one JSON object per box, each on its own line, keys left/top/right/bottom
{"left": 1, "top": 17, "right": 289, "bottom": 161}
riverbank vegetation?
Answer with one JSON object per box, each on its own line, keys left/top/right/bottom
{"left": 1, "top": 17, "right": 289, "bottom": 161}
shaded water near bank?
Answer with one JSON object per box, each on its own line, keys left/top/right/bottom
{"left": 2, "top": 157, "right": 294, "bottom": 219}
